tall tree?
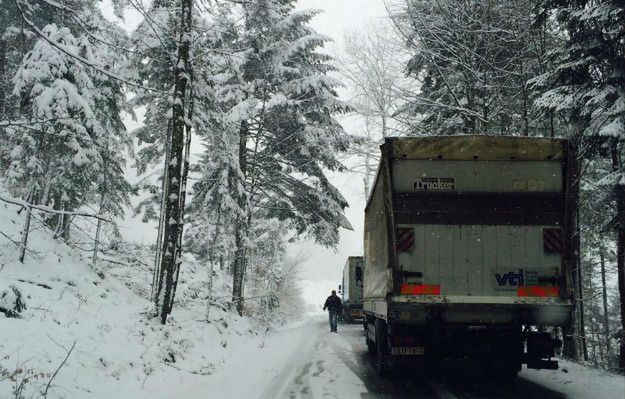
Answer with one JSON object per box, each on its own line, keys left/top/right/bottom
{"left": 129, "top": 0, "right": 194, "bottom": 324}
{"left": 534, "top": 0, "right": 625, "bottom": 370}
{"left": 189, "top": 0, "right": 351, "bottom": 315}
{"left": 129, "top": 1, "right": 246, "bottom": 322}
{"left": 5, "top": 2, "right": 131, "bottom": 239}
{"left": 396, "top": 0, "right": 557, "bottom": 136}
{"left": 336, "top": 21, "right": 414, "bottom": 197}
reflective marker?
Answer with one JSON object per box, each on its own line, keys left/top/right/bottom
{"left": 518, "top": 286, "right": 559, "bottom": 297}
{"left": 399, "top": 284, "right": 441, "bottom": 295}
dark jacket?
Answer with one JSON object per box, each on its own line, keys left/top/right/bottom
{"left": 323, "top": 295, "right": 342, "bottom": 312}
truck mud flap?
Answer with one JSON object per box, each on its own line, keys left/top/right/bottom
{"left": 526, "top": 359, "right": 558, "bottom": 370}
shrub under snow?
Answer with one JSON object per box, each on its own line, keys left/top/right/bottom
{"left": 0, "top": 285, "right": 26, "bottom": 318}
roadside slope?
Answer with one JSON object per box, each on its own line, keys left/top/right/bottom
{"left": 0, "top": 190, "right": 301, "bottom": 399}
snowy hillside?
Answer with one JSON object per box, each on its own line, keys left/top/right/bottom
{"left": 0, "top": 188, "right": 303, "bottom": 399}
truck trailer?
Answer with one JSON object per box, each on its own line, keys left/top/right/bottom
{"left": 339, "top": 256, "right": 365, "bottom": 323}
{"left": 363, "top": 136, "right": 578, "bottom": 378}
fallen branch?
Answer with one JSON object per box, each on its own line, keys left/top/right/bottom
{"left": 0, "top": 230, "right": 24, "bottom": 248}
{"left": 0, "top": 194, "right": 112, "bottom": 222}
{"left": 17, "top": 279, "right": 52, "bottom": 289}
{"left": 44, "top": 340, "right": 76, "bottom": 398}
{"left": 0, "top": 230, "right": 40, "bottom": 257}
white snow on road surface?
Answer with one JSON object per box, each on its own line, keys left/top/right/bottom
{"left": 258, "top": 316, "right": 367, "bottom": 399}
{"left": 521, "top": 359, "right": 625, "bottom": 399}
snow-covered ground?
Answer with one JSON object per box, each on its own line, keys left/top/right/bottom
{"left": 1, "top": 189, "right": 624, "bottom": 399}
{"left": 0, "top": 190, "right": 303, "bottom": 399}
{"left": 522, "top": 360, "right": 624, "bottom": 399}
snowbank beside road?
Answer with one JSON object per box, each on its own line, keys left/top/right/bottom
{"left": 521, "top": 359, "right": 624, "bottom": 399}
{"left": 0, "top": 194, "right": 303, "bottom": 399}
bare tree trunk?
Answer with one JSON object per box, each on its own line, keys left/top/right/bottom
{"left": 600, "top": 245, "right": 611, "bottom": 366}
{"left": 61, "top": 202, "right": 71, "bottom": 241}
{"left": 364, "top": 150, "right": 371, "bottom": 198}
{"left": 154, "top": 0, "right": 192, "bottom": 325}
{"left": 49, "top": 192, "right": 62, "bottom": 231}
{"left": 381, "top": 113, "right": 388, "bottom": 139}
{"left": 363, "top": 117, "right": 373, "bottom": 198}
{"left": 232, "top": 120, "right": 249, "bottom": 316}
{"left": 0, "top": 37, "right": 6, "bottom": 119}
{"left": 610, "top": 140, "right": 625, "bottom": 372}
{"left": 522, "top": 82, "right": 529, "bottom": 137}
{"left": 92, "top": 219, "right": 102, "bottom": 269}
{"left": 205, "top": 207, "right": 223, "bottom": 320}
{"left": 205, "top": 258, "right": 215, "bottom": 320}
{"left": 151, "top": 122, "right": 171, "bottom": 303}
{"left": 91, "top": 194, "right": 106, "bottom": 270}
{"left": 562, "top": 135, "right": 581, "bottom": 360}
{"left": 589, "top": 304, "right": 597, "bottom": 365}
{"left": 578, "top": 230, "right": 589, "bottom": 361}
{"left": 170, "top": 67, "right": 194, "bottom": 308}
{"left": 232, "top": 227, "right": 247, "bottom": 315}
{"left": 19, "top": 203, "right": 32, "bottom": 263}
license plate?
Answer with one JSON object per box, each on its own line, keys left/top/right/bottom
{"left": 391, "top": 346, "right": 425, "bottom": 355}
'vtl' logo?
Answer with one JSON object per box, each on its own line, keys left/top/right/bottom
{"left": 495, "top": 271, "right": 524, "bottom": 286}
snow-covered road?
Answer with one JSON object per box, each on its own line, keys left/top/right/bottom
{"left": 255, "top": 317, "right": 624, "bottom": 399}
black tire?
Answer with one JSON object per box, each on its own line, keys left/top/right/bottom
{"left": 366, "top": 338, "right": 376, "bottom": 355}
{"left": 375, "top": 318, "right": 388, "bottom": 375}
{"left": 492, "top": 364, "right": 520, "bottom": 382}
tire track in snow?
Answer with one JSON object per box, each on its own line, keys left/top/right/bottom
{"left": 258, "top": 320, "right": 575, "bottom": 399}
{"left": 258, "top": 319, "right": 325, "bottom": 399}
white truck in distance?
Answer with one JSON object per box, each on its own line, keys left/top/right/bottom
{"left": 339, "top": 256, "right": 365, "bottom": 323}
{"left": 363, "top": 136, "right": 578, "bottom": 379}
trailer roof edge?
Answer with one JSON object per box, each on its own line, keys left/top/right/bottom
{"left": 386, "top": 135, "right": 566, "bottom": 161}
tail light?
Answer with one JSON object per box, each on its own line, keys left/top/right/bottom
{"left": 400, "top": 284, "right": 441, "bottom": 295}
{"left": 518, "top": 286, "right": 559, "bottom": 297}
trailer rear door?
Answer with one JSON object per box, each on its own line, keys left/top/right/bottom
{"left": 391, "top": 155, "right": 565, "bottom": 299}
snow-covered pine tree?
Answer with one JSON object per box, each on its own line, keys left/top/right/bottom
{"left": 0, "top": 0, "right": 21, "bottom": 127}
{"left": 185, "top": 2, "right": 243, "bottom": 272}
{"left": 128, "top": 0, "right": 195, "bottom": 323}
{"left": 398, "top": 0, "right": 556, "bottom": 136}
{"left": 218, "top": 0, "right": 351, "bottom": 315}
{"left": 0, "top": 0, "right": 50, "bottom": 167}
{"left": 579, "top": 156, "right": 620, "bottom": 367}
{"left": 533, "top": 0, "right": 625, "bottom": 370}
{"left": 6, "top": 4, "right": 131, "bottom": 241}
{"left": 128, "top": 0, "right": 179, "bottom": 224}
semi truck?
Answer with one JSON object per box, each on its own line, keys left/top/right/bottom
{"left": 339, "top": 256, "right": 365, "bottom": 323}
{"left": 363, "top": 136, "right": 578, "bottom": 378}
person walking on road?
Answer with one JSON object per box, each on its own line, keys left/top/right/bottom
{"left": 323, "top": 290, "right": 342, "bottom": 333}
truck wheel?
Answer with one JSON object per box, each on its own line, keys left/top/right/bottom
{"left": 495, "top": 368, "right": 519, "bottom": 382}
{"left": 375, "top": 319, "right": 388, "bottom": 375}
{"left": 492, "top": 362, "right": 520, "bottom": 382}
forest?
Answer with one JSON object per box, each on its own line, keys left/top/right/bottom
{"left": 0, "top": 0, "right": 623, "bottom": 388}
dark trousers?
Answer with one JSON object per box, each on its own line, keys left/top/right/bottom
{"left": 328, "top": 309, "right": 339, "bottom": 331}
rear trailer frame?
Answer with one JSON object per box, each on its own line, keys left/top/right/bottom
{"left": 364, "top": 312, "right": 562, "bottom": 373}
{"left": 362, "top": 136, "right": 578, "bottom": 375}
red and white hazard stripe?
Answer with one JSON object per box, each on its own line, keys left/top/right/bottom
{"left": 396, "top": 228, "right": 414, "bottom": 252}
